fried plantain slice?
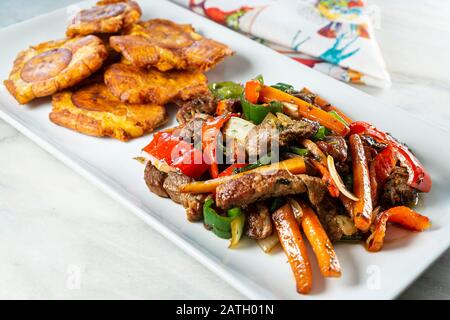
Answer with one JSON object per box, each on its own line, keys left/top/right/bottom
{"left": 4, "top": 35, "right": 108, "bottom": 104}
{"left": 50, "top": 82, "right": 168, "bottom": 141}
{"left": 104, "top": 63, "right": 209, "bottom": 104}
{"left": 66, "top": 0, "right": 141, "bottom": 37}
{"left": 110, "top": 19, "right": 233, "bottom": 71}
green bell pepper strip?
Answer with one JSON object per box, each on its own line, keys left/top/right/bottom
{"left": 203, "top": 199, "right": 244, "bottom": 243}
{"left": 328, "top": 110, "right": 349, "bottom": 126}
{"left": 208, "top": 81, "right": 243, "bottom": 100}
{"left": 271, "top": 82, "right": 296, "bottom": 94}
{"left": 312, "top": 126, "right": 330, "bottom": 141}
{"left": 238, "top": 153, "right": 272, "bottom": 173}
{"left": 290, "top": 147, "right": 309, "bottom": 157}
{"left": 241, "top": 94, "right": 283, "bottom": 124}
{"left": 227, "top": 207, "right": 242, "bottom": 218}
{"left": 204, "top": 199, "right": 232, "bottom": 233}
{"left": 212, "top": 226, "right": 232, "bottom": 239}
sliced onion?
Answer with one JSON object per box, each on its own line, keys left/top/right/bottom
{"left": 147, "top": 154, "right": 176, "bottom": 173}
{"left": 336, "top": 215, "right": 358, "bottom": 236}
{"left": 327, "top": 155, "right": 359, "bottom": 201}
{"left": 282, "top": 102, "right": 299, "bottom": 119}
{"left": 257, "top": 233, "right": 279, "bottom": 254}
{"left": 288, "top": 197, "right": 303, "bottom": 224}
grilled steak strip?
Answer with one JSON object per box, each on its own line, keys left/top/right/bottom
{"left": 144, "top": 163, "right": 209, "bottom": 222}
{"left": 163, "top": 172, "right": 210, "bottom": 222}
{"left": 215, "top": 171, "right": 309, "bottom": 209}
{"left": 246, "top": 202, "right": 273, "bottom": 240}
{"left": 245, "top": 119, "right": 319, "bottom": 159}
{"left": 216, "top": 170, "right": 343, "bottom": 241}
{"left": 144, "top": 162, "right": 168, "bottom": 198}
{"left": 174, "top": 92, "right": 215, "bottom": 125}
{"left": 381, "top": 166, "right": 418, "bottom": 207}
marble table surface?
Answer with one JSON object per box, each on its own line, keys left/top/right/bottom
{"left": 0, "top": 0, "right": 449, "bottom": 300}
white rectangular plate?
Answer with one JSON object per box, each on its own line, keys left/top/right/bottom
{"left": 1, "top": 0, "right": 449, "bottom": 300}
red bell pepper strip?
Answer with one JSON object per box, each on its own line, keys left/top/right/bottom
{"left": 366, "top": 206, "right": 431, "bottom": 252}
{"left": 349, "top": 121, "right": 432, "bottom": 193}
{"left": 369, "top": 145, "right": 398, "bottom": 205}
{"left": 218, "top": 163, "right": 247, "bottom": 177}
{"left": 244, "top": 79, "right": 262, "bottom": 104}
{"left": 143, "top": 132, "right": 209, "bottom": 179}
{"left": 202, "top": 114, "right": 235, "bottom": 178}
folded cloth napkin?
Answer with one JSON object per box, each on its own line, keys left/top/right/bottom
{"left": 170, "top": 0, "right": 391, "bottom": 88}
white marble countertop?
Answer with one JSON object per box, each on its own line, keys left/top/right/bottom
{"left": 1, "top": 0, "right": 449, "bottom": 300}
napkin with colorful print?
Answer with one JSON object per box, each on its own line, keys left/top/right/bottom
{"left": 170, "top": 0, "right": 391, "bottom": 88}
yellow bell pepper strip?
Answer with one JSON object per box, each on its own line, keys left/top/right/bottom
{"left": 349, "top": 134, "right": 373, "bottom": 232}
{"left": 202, "top": 114, "right": 235, "bottom": 178}
{"left": 229, "top": 210, "right": 245, "bottom": 248}
{"left": 259, "top": 86, "right": 350, "bottom": 136}
{"left": 366, "top": 206, "right": 431, "bottom": 252}
{"left": 179, "top": 157, "right": 306, "bottom": 194}
{"left": 349, "top": 121, "right": 432, "bottom": 193}
{"left": 143, "top": 132, "right": 209, "bottom": 179}
{"left": 299, "top": 201, "right": 342, "bottom": 277}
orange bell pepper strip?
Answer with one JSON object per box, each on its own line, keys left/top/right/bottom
{"left": 259, "top": 86, "right": 350, "bottom": 136}
{"left": 311, "top": 159, "right": 340, "bottom": 198}
{"left": 302, "top": 139, "right": 339, "bottom": 198}
{"left": 244, "top": 79, "right": 262, "bottom": 104}
{"left": 300, "top": 88, "right": 353, "bottom": 124}
{"left": 366, "top": 206, "right": 431, "bottom": 252}
{"left": 299, "top": 201, "right": 341, "bottom": 277}
{"left": 349, "top": 134, "right": 373, "bottom": 232}
{"left": 272, "top": 204, "right": 313, "bottom": 294}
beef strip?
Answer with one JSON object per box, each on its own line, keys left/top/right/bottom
{"left": 316, "top": 136, "right": 348, "bottom": 163}
{"left": 174, "top": 113, "right": 209, "bottom": 144}
{"left": 174, "top": 92, "right": 215, "bottom": 124}
{"left": 163, "top": 172, "right": 211, "bottom": 221}
{"left": 245, "top": 119, "right": 319, "bottom": 159}
{"left": 215, "top": 171, "right": 308, "bottom": 209}
{"left": 293, "top": 90, "right": 318, "bottom": 106}
{"left": 299, "top": 176, "right": 343, "bottom": 241}
{"left": 216, "top": 170, "right": 343, "bottom": 241}
{"left": 381, "top": 166, "right": 418, "bottom": 207}
{"left": 144, "top": 162, "right": 168, "bottom": 198}
{"left": 245, "top": 202, "right": 273, "bottom": 240}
